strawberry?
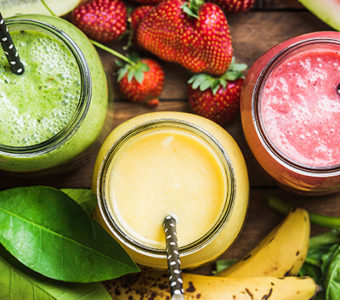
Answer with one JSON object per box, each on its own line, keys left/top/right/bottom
{"left": 71, "top": 0, "right": 127, "bottom": 43}
{"left": 209, "top": 0, "right": 255, "bottom": 13}
{"left": 130, "top": 6, "right": 154, "bottom": 33}
{"left": 137, "top": 0, "right": 233, "bottom": 75}
{"left": 117, "top": 56, "right": 164, "bottom": 107}
{"left": 188, "top": 58, "right": 247, "bottom": 125}
{"left": 130, "top": 0, "right": 162, "bottom": 4}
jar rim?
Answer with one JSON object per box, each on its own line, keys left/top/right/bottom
{"left": 253, "top": 37, "right": 340, "bottom": 174}
{"left": 0, "top": 17, "right": 92, "bottom": 156}
{"left": 97, "top": 118, "right": 236, "bottom": 259}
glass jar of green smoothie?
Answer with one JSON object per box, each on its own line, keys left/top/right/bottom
{"left": 0, "top": 14, "right": 108, "bottom": 174}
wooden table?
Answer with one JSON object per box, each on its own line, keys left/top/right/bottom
{"left": 1, "top": 0, "right": 339, "bottom": 288}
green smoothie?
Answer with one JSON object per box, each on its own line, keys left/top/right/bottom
{"left": 0, "top": 30, "right": 81, "bottom": 146}
{"left": 0, "top": 15, "right": 108, "bottom": 173}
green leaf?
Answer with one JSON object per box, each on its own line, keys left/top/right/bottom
{"left": 115, "top": 59, "right": 123, "bottom": 67}
{"left": 213, "top": 259, "right": 238, "bottom": 275}
{"left": 0, "top": 252, "right": 111, "bottom": 299}
{"left": 135, "top": 69, "right": 144, "bottom": 84}
{"left": 212, "top": 83, "right": 220, "bottom": 95}
{"left": 60, "top": 189, "right": 97, "bottom": 215}
{"left": 231, "top": 63, "right": 247, "bottom": 72}
{"left": 139, "top": 62, "right": 150, "bottom": 73}
{"left": 200, "top": 78, "right": 213, "bottom": 91}
{"left": 299, "top": 262, "right": 324, "bottom": 286}
{"left": 224, "top": 71, "right": 243, "bottom": 81}
{"left": 127, "top": 52, "right": 140, "bottom": 63}
{"left": 117, "top": 66, "right": 129, "bottom": 82}
{"left": 220, "top": 79, "right": 227, "bottom": 89}
{"left": 321, "top": 244, "right": 339, "bottom": 275}
{"left": 324, "top": 245, "right": 340, "bottom": 300}
{"left": 181, "top": 3, "right": 199, "bottom": 19}
{"left": 0, "top": 186, "right": 139, "bottom": 283}
{"left": 127, "top": 68, "right": 135, "bottom": 82}
{"left": 309, "top": 230, "right": 340, "bottom": 249}
{"left": 190, "top": 74, "right": 207, "bottom": 89}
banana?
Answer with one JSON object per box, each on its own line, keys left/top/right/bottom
{"left": 219, "top": 208, "right": 310, "bottom": 277}
{"left": 106, "top": 268, "right": 317, "bottom": 299}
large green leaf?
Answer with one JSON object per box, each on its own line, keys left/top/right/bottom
{"left": 0, "top": 186, "right": 139, "bottom": 283}
{"left": 324, "top": 246, "right": 340, "bottom": 300}
{"left": 0, "top": 253, "right": 111, "bottom": 300}
{"left": 60, "top": 189, "right": 97, "bottom": 215}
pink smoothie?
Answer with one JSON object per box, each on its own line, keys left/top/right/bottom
{"left": 261, "top": 46, "right": 340, "bottom": 168}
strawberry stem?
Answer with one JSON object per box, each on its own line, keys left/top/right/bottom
{"left": 91, "top": 40, "right": 136, "bottom": 66}
{"left": 39, "top": 0, "right": 136, "bottom": 67}
{"left": 40, "top": 0, "right": 57, "bottom": 17}
{"left": 182, "top": 0, "right": 205, "bottom": 19}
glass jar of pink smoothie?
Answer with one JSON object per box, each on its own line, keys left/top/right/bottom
{"left": 241, "top": 32, "right": 340, "bottom": 195}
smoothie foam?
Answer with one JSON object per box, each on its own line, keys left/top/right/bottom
{"left": 261, "top": 47, "right": 340, "bottom": 168}
{"left": 0, "top": 30, "right": 81, "bottom": 146}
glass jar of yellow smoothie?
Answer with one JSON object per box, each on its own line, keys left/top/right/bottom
{"left": 92, "top": 112, "right": 249, "bottom": 269}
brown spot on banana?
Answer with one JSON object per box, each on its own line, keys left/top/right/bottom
{"left": 261, "top": 288, "right": 273, "bottom": 300}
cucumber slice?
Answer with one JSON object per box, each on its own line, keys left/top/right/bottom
{"left": 298, "top": 0, "right": 340, "bottom": 31}
{"left": 0, "top": 0, "right": 81, "bottom": 17}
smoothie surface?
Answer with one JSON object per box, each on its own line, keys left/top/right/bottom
{"left": 261, "top": 47, "right": 340, "bottom": 168}
{"left": 0, "top": 30, "right": 81, "bottom": 146}
{"left": 107, "top": 128, "right": 227, "bottom": 249}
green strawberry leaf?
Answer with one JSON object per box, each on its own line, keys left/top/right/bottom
{"left": 115, "top": 59, "right": 124, "bottom": 67}
{"left": 128, "top": 52, "right": 140, "bottom": 63}
{"left": 181, "top": 4, "right": 199, "bottom": 19}
{"left": 231, "top": 63, "right": 247, "bottom": 72}
{"left": 190, "top": 74, "right": 207, "bottom": 89}
{"left": 135, "top": 69, "right": 144, "bottom": 84}
{"left": 139, "top": 62, "right": 150, "bottom": 73}
{"left": 212, "top": 84, "right": 220, "bottom": 95}
{"left": 127, "top": 68, "right": 135, "bottom": 82}
{"left": 220, "top": 78, "right": 227, "bottom": 89}
{"left": 188, "top": 58, "right": 247, "bottom": 94}
{"left": 117, "top": 65, "right": 129, "bottom": 82}
{"left": 200, "top": 78, "right": 213, "bottom": 91}
{"left": 224, "top": 71, "right": 243, "bottom": 81}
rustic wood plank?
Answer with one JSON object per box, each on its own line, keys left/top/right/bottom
{"left": 253, "top": 0, "right": 305, "bottom": 10}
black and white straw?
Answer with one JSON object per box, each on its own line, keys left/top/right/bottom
{"left": 0, "top": 12, "right": 24, "bottom": 75}
{"left": 163, "top": 215, "right": 184, "bottom": 300}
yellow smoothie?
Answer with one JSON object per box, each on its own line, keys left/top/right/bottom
{"left": 93, "top": 112, "right": 249, "bottom": 269}
{"left": 108, "top": 128, "right": 227, "bottom": 249}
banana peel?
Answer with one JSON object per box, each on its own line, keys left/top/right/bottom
{"left": 106, "top": 268, "right": 317, "bottom": 299}
{"left": 219, "top": 207, "right": 310, "bottom": 277}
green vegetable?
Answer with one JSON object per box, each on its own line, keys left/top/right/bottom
{"left": 324, "top": 245, "right": 340, "bottom": 300}
{"left": 60, "top": 188, "right": 97, "bottom": 215}
{"left": 0, "top": 252, "right": 111, "bottom": 300}
{"left": 0, "top": 186, "right": 139, "bottom": 283}
{"left": 267, "top": 196, "right": 340, "bottom": 230}
{"left": 213, "top": 259, "right": 237, "bottom": 274}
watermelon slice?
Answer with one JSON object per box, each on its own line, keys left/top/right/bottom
{"left": 0, "top": 0, "right": 81, "bottom": 17}
{"left": 298, "top": 0, "right": 340, "bottom": 31}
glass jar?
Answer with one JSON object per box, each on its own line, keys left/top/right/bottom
{"left": 241, "top": 32, "right": 340, "bottom": 195}
{"left": 92, "top": 112, "right": 249, "bottom": 269}
{"left": 0, "top": 15, "right": 107, "bottom": 174}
